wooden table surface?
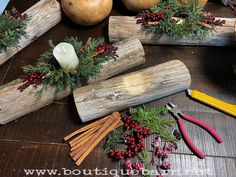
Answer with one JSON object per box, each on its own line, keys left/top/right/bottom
{"left": 0, "top": 1, "right": 236, "bottom": 177}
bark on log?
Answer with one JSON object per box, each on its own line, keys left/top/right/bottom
{"left": 0, "top": 38, "right": 145, "bottom": 125}
{"left": 0, "top": 0, "right": 62, "bottom": 66}
{"left": 109, "top": 16, "right": 236, "bottom": 46}
{"left": 74, "top": 60, "right": 191, "bottom": 123}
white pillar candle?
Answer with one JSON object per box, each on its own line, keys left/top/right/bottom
{"left": 53, "top": 42, "right": 79, "bottom": 71}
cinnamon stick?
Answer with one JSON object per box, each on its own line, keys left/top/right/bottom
{"left": 70, "top": 132, "right": 95, "bottom": 151}
{"left": 72, "top": 112, "right": 120, "bottom": 161}
{"left": 70, "top": 134, "right": 94, "bottom": 156}
{"left": 75, "top": 117, "right": 122, "bottom": 166}
{"left": 70, "top": 119, "right": 123, "bottom": 156}
{"left": 198, "top": 22, "right": 213, "bottom": 29}
{"left": 85, "top": 37, "right": 92, "bottom": 49}
{"left": 146, "top": 20, "right": 212, "bottom": 29}
{"left": 147, "top": 21, "right": 160, "bottom": 25}
{"left": 64, "top": 115, "right": 109, "bottom": 141}
{"left": 69, "top": 125, "right": 101, "bottom": 147}
{"left": 70, "top": 121, "right": 123, "bottom": 155}
{"left": 70, "top": 147, "right": 81, "bottom": 158}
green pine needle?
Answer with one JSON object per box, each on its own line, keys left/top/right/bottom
{"left": 131, "top": 106, "right": 176, "bottom": 141}
{"left": 21, "top": 37, "right": 114, "bottom": 95}
{"left": 0, "top": 8, "right": 30, "bottom": 52}
{"left": 103, "top": 128, "right": 123, "bottom": 152}
{"left": 138, "top": 149, "right": 152, "bottom": 177}
{"left": 142, "top": 0, "right": 209, "bottom": 39}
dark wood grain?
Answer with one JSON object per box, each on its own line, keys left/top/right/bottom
{"left": 0, "top": 1, "right": 236, "bottom": 177}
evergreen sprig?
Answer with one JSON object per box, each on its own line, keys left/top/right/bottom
{"left": 137, "top": 0, "right": 212, "bottom": 39}
{"left": 103, "top": 128, "right": 123, "bottom": 152}
{"left": 0, "top": 8, "right": 30, "bottom": 52}
{"left": 20, "top": 37, "right": 117, "bottom": 95}
{"left": 131, "top": 106, "right": 176, "bottom": 141}
{"left": 138, "top": 150, "right": 152, "bottom": 177}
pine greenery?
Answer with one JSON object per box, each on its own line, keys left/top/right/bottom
{"left": 0, "top": 8, "right": 30, "bottom": 52}
{"left": 22, "top": 37, "right": 115, "bottom": 95}
{"left": 140, "top": 0, "right": 209, "bottom": 39}
{"left": 131, "top": 106, "right": 176, "bottom": 141}
{"left": 103, "top": 128, "right": 123, "bottom": 152}
{"left": 138, "top": 150, "right": 152, "bottom": 177}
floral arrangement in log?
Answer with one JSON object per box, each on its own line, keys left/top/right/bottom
{"left": 0, "top": 8, "right": 30, "bottom": 52}
{"left": 18, "top": 37, "right": 118, "bottom": 95}
{"left": 136, "top": 0, "right": 226, "bottom": 39}
{"left": 103, "top": 107, "right": 181, "bottom": 177}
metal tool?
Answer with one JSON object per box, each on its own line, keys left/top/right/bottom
{"left": 166, "top": 102, "right": 223, "bottom": 159}
{"left": 187, "top": 89, "right": 236, "bottom": 117}
{"left": 0, "top": 0, "right": 10, "bottom": 15}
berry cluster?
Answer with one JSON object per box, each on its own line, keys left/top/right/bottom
{"left": 10, "top": 12, "right": 27, "bottom": 20}
{"left": 160, "top": 160, "right": 171, "bottom": 170}
{"left": 136, "top": 12, "right": 165, "bottom": 25}
{"left": 108, "top": 115, "right": 152, "bottom": 160}
{"left": 95, "top": 43, "right": 118, "bottom": 57}
{"left": 151, "top": 136, "right": 178, "bottom": 176}
{"left": 6, "top": 8, "right": 28, "bottom": 21}
{"left": 125, "top": 160, "right": 144, "bottom": 175}
{"left": 201, "top": 14, "right": 226, "bottom": 26}
{"left": 18, "top": 72, "right": 46, "bottom": 92}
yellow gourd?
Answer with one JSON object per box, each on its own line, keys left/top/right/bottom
{"left": 61, "top": 0, "right": 112, "bottom": 26}
{"left": 178, "top": 0, "right": 208, "bottom": 8}
{"left": 122, "top": 0, "right": 160, "bottom": 12}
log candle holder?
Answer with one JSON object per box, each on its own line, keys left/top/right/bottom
{"left": 109, "top": 16, "right": 236, "bottom": 47}
{"left": 0, "top": 0, "right": 62, "bottom": 65}
{"left": 0, "top": 38, "right": 145, "bottom": 124}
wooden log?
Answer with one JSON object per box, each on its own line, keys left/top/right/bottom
{"left": 0, "top": 0, "right": 62, "bottom": 66}
{"left": 109, "top": 16, "right": 236, "bottom": 46}
{"left": 0, "top": 38, "right": 145, "bottom": 125}
{"left": 73, "top": 60, "right": 191, "bottom": 122}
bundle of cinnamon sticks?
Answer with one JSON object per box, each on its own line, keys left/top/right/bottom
{"left": 64, "top": 111, "right": 122, "bottom": 166}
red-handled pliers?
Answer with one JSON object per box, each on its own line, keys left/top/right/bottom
{"left": 166, "top": 102, "right": 223, "bottom": 159}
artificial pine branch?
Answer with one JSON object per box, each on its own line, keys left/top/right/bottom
{"left": 19, "top": 37, "right": 118, "bottom": 95}
{"left": 103, "top": 128, "right": 124, "bottom": 152}
{"left": 138, "top": 150, "right": 152, "bottom": 177}
{"left": 136, "top": 0, "right": 225, "bottom": 39}
{"left": 131, "top": 106, "right": 176, "bottom": 141}
{"left": 0, "top": 8, "right": 30, "bottom": 52}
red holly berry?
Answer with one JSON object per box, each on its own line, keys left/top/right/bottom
{"left": 18, "top": 72, "right": 46, "bottom": 92}
{"left": 95, "top": 43, "right": 118, "bottom": 56}
{"left": 136, "top": 11, "right": 165, "bottom": 25}
{"left": 108, "top": 114, "right": 152, "bottom": 160}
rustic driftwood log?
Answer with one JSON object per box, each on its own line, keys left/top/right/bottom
{"left": 0, "top": 0, "right": 62, "bottom": 66}
{"left": 0, "top": 38, "right": 145, "bottom": 125}
{"left": 109, "top": 16, "right": 236, "bottom": 46}
{"left": 74, "top": 60, "right": 191, "bottom": 122}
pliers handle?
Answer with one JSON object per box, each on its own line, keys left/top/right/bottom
{"left": 166, "top": 102, "right": 223, "bottom": 159}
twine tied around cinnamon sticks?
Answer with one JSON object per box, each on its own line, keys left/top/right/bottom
{"left": 64, "top": 112, "right": 122, "bottom": 166}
